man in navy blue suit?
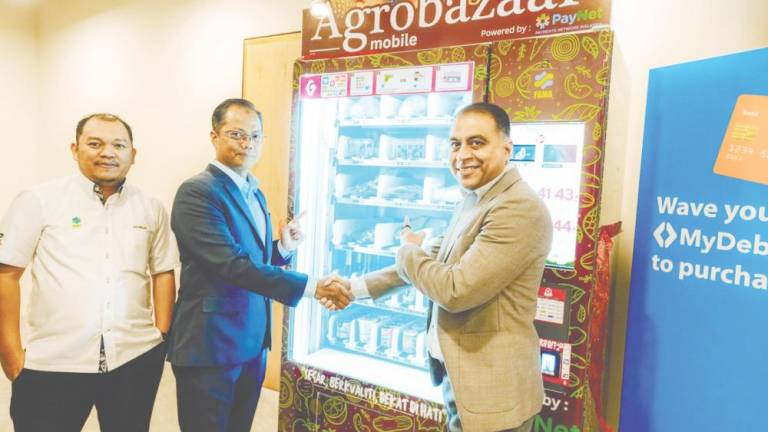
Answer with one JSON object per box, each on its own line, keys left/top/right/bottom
{"left": 167, "top": 99, "right": 351, "bottom": 432}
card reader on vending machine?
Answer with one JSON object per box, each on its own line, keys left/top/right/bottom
{"left": 535, "top": 284, "right": 573, "bottom": 390}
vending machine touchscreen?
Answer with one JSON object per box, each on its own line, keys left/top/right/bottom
{"left": 509, "top": 122, "right": 586, "bottom": 269}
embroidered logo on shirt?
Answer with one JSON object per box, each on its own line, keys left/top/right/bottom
{"left": 132, "top": 225, "right": 148, "bottom": 230}
{"left": 71, "top": 216, "right": 82, "bottom": 228}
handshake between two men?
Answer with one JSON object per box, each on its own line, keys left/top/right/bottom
{"left": 283, "top": 212, "right": 425, "bottom": 311}
{"left": 310, "top": 216, "right": 427, "bottom": 312}
{"left": 315, "top": 274, "right": 353, "bottom": 311}
{"left": 281, "top": 212, "right": 355, "bottom": 310}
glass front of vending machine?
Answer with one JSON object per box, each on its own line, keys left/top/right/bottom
{"left": 288, "top": 63, "right": 475, "bottom": 402}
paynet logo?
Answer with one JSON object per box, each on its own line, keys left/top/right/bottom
{"left": 536, "top": 7, "right": 605, "bottom": 29}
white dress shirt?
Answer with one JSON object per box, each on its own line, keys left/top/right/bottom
{"left": 0, "top": 175, "right": 178, "bottom": 372}
{"left": 351, "top": 165, "right": 513, "bottom": 361}
{"left": 210, "top": 160, "right": 317, "bottom": 297}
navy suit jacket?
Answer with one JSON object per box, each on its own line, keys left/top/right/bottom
{"left": 167, "top": 164, "right": 307, "bottom": 366}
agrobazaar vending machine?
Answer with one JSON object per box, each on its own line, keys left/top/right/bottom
{"left": 279, "top": 45, "right": 490, "bottom": 432}
{"left": 279, "top": 2, "right": 614, "bottom": 431}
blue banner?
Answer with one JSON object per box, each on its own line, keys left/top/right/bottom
{"left": 621, "top": 48, "right": 768, "bottom": 431}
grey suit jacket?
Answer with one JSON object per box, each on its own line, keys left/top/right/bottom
{"left": 364, "top": 168, "right": 552, "bottom": 431}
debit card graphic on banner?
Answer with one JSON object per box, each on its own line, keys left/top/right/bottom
{"left": 713, "top": 94, "right": 768, "bottom": 185}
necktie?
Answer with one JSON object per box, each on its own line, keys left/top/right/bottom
{"left": 243, "top": 182, "right": 267, "bottom": 244}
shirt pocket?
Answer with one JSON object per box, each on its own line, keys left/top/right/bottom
{"left": 120, "top": 225, "right": 154, "bottom": 273}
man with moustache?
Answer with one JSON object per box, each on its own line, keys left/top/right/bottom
{"left": 337, "top": 103, "right": 552, "bottom": 431}
{"left": 0, "top": 113, "right": 177, "bottom": 431}
{"left": 167, "top": 98, "right": 352, "bottom": 432}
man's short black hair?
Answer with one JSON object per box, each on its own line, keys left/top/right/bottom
{"left": 212, "top": 98, "right": 262, "bottom": 132}
{"left": 456, "top": 102, "right": 510, "bottom": 137}
{"left": 76, "top": 113, "right": 133, "bottom": 143}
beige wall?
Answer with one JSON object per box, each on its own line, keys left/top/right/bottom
{"left": 28, "top": 0, "right": 308, "bottom": 207}
{"left": 0, "top": 2, "right": 40, "bottom": 212}
{"left": 1, "top": 0, "right": 768, "bottom": 430}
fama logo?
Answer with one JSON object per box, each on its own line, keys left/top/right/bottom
{"left": 310, "top": 0, "right": 584, "bottom": 53}
{"left": 533, "top": 70, "right": 554, "bottom": 99}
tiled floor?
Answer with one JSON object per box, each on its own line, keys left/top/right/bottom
{"left": 0, "top": 365, "right": 279, "bottom": 431}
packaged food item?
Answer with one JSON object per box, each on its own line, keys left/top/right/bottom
{"left": 399, "top": 288, "right": 416, "bottom": 310}
{"left": 334, "top": 174, "right": 354, "bottom": 198}
{"left": 337, "top": 136, "right": 349, "bottom": 159}
{"left": 379, "top": 316, "right": 410, "bottom": 357}
{"left": 431, "top": 185, "right": 462, "bottom": 204}
{"left": 376, "top": 174, "right": 410, "bottom": 199}
{"left": 380, "top": 95, "right": 402, "bottom": 118}
{"left": 379, "top": 134, "right": 394, "bottom": 160}
{"left": 382, "top": 184, "right": 422, "bottom": 201}
{"left": 346, "top": 138, "right": 377, "bottom": 159}
{"left": 392, "top": 138, "right": 425, "bottom": 160}
{"left": 383, "top": 291, "right": 401, "bottom": 308}
{"left": 427, "top": 93, "right": 451, "bottom": 117}
{"left": 327, "top": 309, "right": 364, "bottom": 346}
{"left": 398, "top": 95, "right": 427, "bottom": 118}
{"left": 400, "top": 323, "right": 420, "bottom": 357}
{"left": 373, "top": 222, "right": 401, "bottom": 249}
{"left": 349, "top": 97, "right": 380, "bottom": 119}
{"left": 424, "top": 134, "right": 442, "bottom": 161}
{"left": 333, "top": 219, "right": 374, "bottom": 245}
{"left": 357, "top": 314, "right": 390, "bottom": 353}
{"left": 343, "top": 178, "right": 378, "bottom": 199}
{"left": 422, "top": 175, "right": 445, "bottom": 203}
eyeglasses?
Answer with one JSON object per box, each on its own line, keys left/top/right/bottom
{"left": 222, "top": 130, "right": 265, "bottom": 143}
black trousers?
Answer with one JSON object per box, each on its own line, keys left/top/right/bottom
{"left": 10, "top": 341, "right": 166, "bottom": 432}
{"left": 172, "top": 349, "right": 268, "bottom": 432}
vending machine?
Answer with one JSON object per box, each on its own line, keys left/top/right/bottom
{"left": 278, "top": 31, "right": 614, "bottom": 432}
{"left": 279, "top": 45, "right": 490, "bottom": 432}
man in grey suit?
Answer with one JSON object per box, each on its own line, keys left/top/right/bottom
{"left": 338, "top": 103, "right": 552, "bottom": 432}
{"left": 167, "top": 98, "right": 352, "bottom": 432}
